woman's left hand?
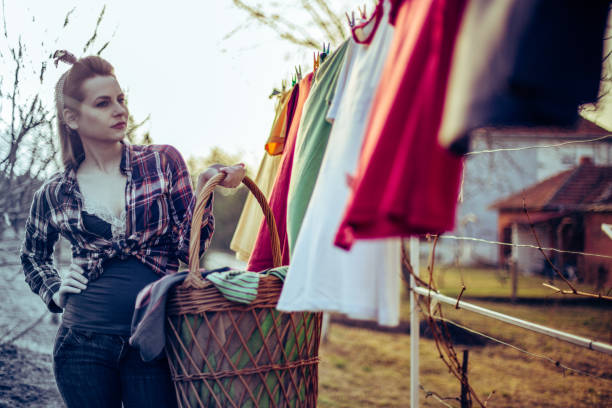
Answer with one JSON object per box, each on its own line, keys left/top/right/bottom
{"left": 218, "top": 163, "right": 246, "bottom": 188}
{"left": 196, "top": 163, "right": 246, "bottom": 195}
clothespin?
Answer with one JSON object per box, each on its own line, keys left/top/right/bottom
{"left": 358, "top": 4, "right": 367, "bottom": 19}
{"left": 291, "top": 74, "right": 297, "bottom": 87}
{"left": 345, "top": 10, "right": 355, "bottom": 28}
{"left": 320, "top": 42, "right": 330, "bottom": 63}
{"left": 313, "top": 52, "right": 320, "bottom": 73}
{"left": 281, "top": 79, "right": 287, "bottom": 92}
{"left": 295, "top": 65, "right": 302, "bottom": 81}
{"left": 269, "top": 89, "right": 281, "bottom": 99}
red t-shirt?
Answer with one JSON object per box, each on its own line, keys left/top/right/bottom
{"left": 335, "top": 0, "right": 467, "bottom": 249}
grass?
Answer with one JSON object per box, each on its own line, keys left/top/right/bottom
{"left": 316, "top": 268, "right": 612, "bottom": 407}
{"left": 429, "top": 266, "right": 608, "bottom": 299}
{"left": 318, "top": 314, "right": 612, "bottom": 407}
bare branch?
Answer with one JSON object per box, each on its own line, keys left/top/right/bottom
{"left": 313, "top": 0, "right": 346, "bottom": 40}
{"left": 83, "top": 5, "right": 106, "bottom": 54}
{"left": 63, "top": 7, "right": 76, "bottom": 28}
{"left": 96, "top": 41, "right": 110, "bottom": 56}
{"left": 1, "top": 0, "right": 7, "bottom": 39}
{"left": 231, "top": 0, "right": 320, "bottom": 49}
{"left": 301, "top": 0, "right": 337, "bottom": 43}
{"left": 522, "top": 198, "right": 577, "bottom": 292}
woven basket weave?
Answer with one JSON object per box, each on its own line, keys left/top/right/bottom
{"left": 165, "top": 174, "right": 322, "bottom": 407}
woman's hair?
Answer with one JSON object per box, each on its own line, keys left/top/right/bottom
{"left": 54, "top": 52, "right": 116, "bottom": 169}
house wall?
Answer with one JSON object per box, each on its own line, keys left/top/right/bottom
{"left": 452, "top": 134, "right": 612, "bottom": 266}
{"left": 497, "top": 211, "right": 552, "bottom": 274}
{"left": 583, "top": 213, "right": 612, "bottom": 286}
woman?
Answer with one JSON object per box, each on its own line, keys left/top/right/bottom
{"left": 20, "top": 51, "right": 245, "bottom": 407}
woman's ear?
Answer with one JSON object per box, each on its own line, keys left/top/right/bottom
{"left": 63, "top": 108, "right": 79, "bottom": 130}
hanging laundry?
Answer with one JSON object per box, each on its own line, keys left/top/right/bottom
{"left": 439, "top": 0, "right": 610, "bottom": 154}
{"left": 286, "top": 38, "right": 351, "bottom": 254}
{"left": 230, "top": 89, "right": 296, "bottom": 261}
{"left": 278, "top": 1, "right": 401, "bottom": 326}
{"left": 335, "top": 0, "right": 468, "bottom": 250}
{"left": 265, "top": 89, "right": 294, "bottom": 156}
{"left": 247, "top": 72, "right": 314, "bottom": 271}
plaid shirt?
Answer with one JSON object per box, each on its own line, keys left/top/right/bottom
{"left": 20, "top": 141, "right": 214, "bottom": 313}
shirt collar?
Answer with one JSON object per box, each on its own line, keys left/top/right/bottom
{"left": 61, "top": 139, "right": 132, "bottom": 193}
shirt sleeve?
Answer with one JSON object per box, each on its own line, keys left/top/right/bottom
{"left": 20, "top": 186, "right": 63, "bottom": 313}
{"left": 165, "top": 145, "right": 215, "bottom": 266}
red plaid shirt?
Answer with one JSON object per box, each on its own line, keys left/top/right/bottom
{"left": 20, "top": 141, "right": 214, "bottom": 313}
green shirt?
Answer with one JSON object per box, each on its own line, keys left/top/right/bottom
{"left": 286, "top": 39, "right": 351, "bottom": 255}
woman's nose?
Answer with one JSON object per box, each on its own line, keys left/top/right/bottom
{"left": 113, "top": 103, "right": 128, "bottom": 117}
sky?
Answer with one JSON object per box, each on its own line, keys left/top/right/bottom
{"left": 1, "top": 0, "right": 359, "bottom": 168}
{"left": 2, "top": 1, "right": 611, "bottom": 170}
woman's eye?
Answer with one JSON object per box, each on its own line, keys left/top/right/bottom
{"left": 118, "top": 98, "right": 126, "bottom": 105}
{"left": 96, "top": 101, "right": 109, "bottom": 107}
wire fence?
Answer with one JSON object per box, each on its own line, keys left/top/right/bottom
{"left": 407, "top": 127, "right": 612, "bottom": 406}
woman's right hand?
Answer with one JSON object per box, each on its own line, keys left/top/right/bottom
{"left": 52, "top": 264, "right": 88, "bottom": 309}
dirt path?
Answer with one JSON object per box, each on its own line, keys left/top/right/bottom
{"left": 0, "top": 344, "right": 63, "bottom": 408}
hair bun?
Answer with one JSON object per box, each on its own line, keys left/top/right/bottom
{"left": 53, "top": 50, "right": 78, "bottom": 67}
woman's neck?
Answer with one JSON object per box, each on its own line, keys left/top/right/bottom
{"left": 80, "top": 139, "right": 124, "bottom": 174}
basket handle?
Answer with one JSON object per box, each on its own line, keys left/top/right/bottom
{"left": 183, "top": 173, "right": 282, "bottom": 289}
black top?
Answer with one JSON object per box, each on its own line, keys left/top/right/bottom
{"left": 61, "top": 212, "right": 160, "bottom": 336}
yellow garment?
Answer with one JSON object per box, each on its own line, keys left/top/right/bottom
{"left": 230, "top": 90, "right": 291, "bottom": 261}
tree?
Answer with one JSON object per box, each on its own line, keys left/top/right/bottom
{"left": 186, "top": 146, "right": 251, "bottom": 252}
{"left": 125, "top": 113, "right": 152, "bottom": 145}
{"left": 0, "top": 4, "right": 151, "bottom": 235}
{"left": 229, "top": 0, "right": 347, "bottom": 49}
{"left": 186, "top": 146, "right": 251, "bottom": 190}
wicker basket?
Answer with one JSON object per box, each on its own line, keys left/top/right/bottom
{"left": 165, "top": 174, "right": 322, "bottom": 408}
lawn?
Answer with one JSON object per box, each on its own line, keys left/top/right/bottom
{"left": 429, "top": 266, "right": 608, "bottom": 300}
{"left": 317, "top": 268, "right": 612, "bottom": 407}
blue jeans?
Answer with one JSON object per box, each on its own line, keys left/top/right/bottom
{"left": 52, "top": 324, "right": 178, "bottom": 408}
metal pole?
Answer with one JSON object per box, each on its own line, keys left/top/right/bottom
{"left": 409, "top": 237, "right": 420, "bottom": 408}
{"left": 412, "top": 286, "right": 612, "bottom": 355}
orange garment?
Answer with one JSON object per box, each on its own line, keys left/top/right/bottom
{"left": 230, "top": 90, "right": 292, "bottom": 261}
{"left": 264, "top": 91, "right": 292, "bottom": 155}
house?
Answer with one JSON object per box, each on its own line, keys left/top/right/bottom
{"left": 442, "top": 118, "right": 612, "bottom": 267}
{"left": 489, "top": 158, "right": 612, "bottom": 287}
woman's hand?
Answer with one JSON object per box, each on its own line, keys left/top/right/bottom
{"left": 196, "top": 163, "right": 246, "bottom": 195}
{"left": 51, "top": 264, "right": 88, "bottom": 309}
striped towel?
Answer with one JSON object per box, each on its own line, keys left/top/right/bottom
{"left": 207, "top": 267, "right": 287, "bottom": 304}
{"left": 129, "top": 266, "right": 287, "bottom": 362}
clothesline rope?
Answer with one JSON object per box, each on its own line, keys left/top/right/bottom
{"left": 465, "top": 133, "right": 612, "bottom": 155}
{"left": 429, "top": 234, "right": 612, "bottom": 260}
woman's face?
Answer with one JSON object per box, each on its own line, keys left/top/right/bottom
{"left": 66, "top": 75, "right": 128, "bottom": 144}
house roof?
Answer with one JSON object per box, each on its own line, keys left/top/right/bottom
{"left": 490, "top": 158, "right": 612, "bottom": 212}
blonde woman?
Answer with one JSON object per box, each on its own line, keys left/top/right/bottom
{"left": 20, "top": 51, "right": 245, "bottom": 408}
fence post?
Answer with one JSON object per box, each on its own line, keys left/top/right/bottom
{"left": 511, "top": 260, "right": 518, "bottom": 303}
{"left": 410, "top": 237, "right": 420, "bottom": 408}
{"left": 460, "top": 350, "right": 471, "bottom": 408}
{"left": 511, "top": 222, "right": 519, "bottom": 302}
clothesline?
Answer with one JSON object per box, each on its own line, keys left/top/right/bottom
{"left": 466, "top": 134, "right": 612, "bottom": 156}
{"left": 230, "top": 0, "right": 611, "bottom": 333}
{"left": 430, "top": 234, "right": 612, "bottom": 260}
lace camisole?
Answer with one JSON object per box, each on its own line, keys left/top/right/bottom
{"left": 61, "top": 199, "right": 160, "bottom": 336}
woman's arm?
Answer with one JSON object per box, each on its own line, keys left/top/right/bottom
{"left": 165, "top": 146, "right": 215, "bottom": 265}
{"left": 20, "top": 187, "right": 63, "bottom": 313}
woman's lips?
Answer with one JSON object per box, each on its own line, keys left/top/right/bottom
{"left": 111, "top": 122, "right": 126, "bottom": 129}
